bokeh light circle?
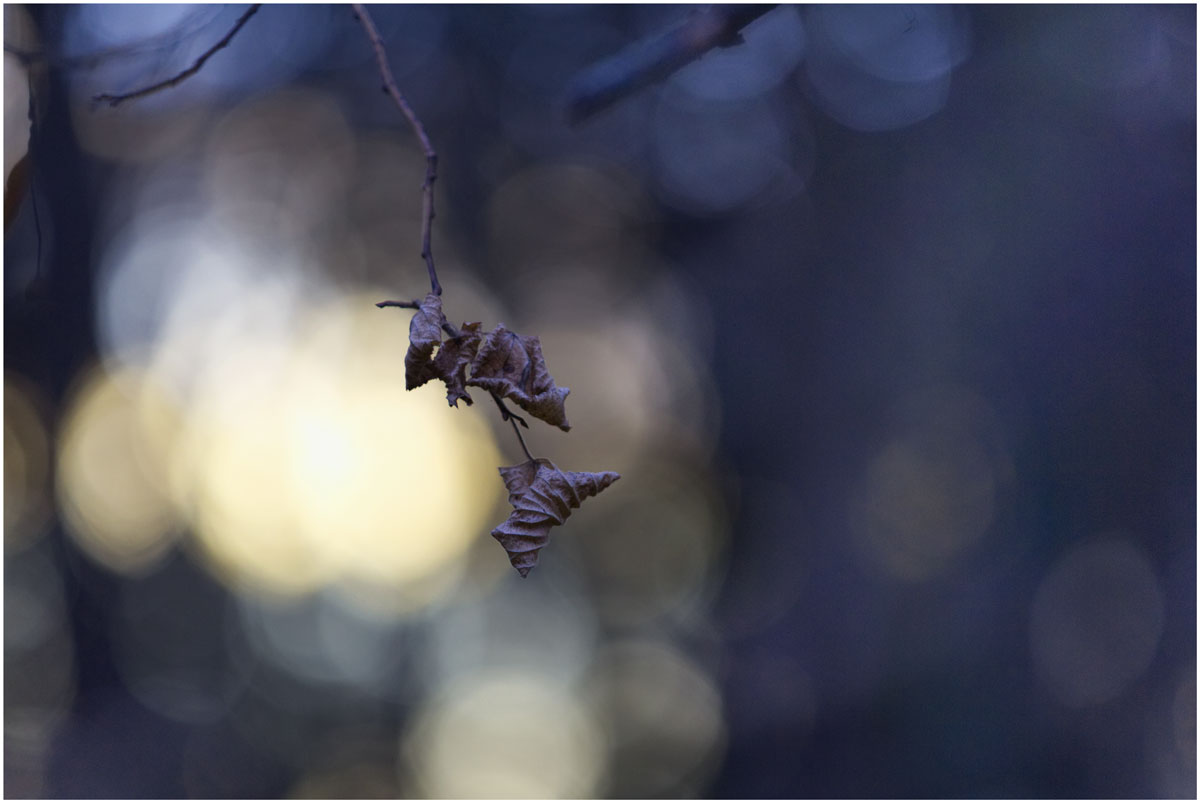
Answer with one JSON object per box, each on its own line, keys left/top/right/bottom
{"left": 56, "top": 365, "right": 182, "bottom": 574}
{"left": 852, "top": 433, "right": 995, "bottom": 581}
{"left": 850, "top": 385, "right": 1009, "bottom": 581}
{"left": 803, "top": 5, "right": 971, "bottom": 132}
{"left": 669, "top": 6, "right": 807, "bottom": 102}
{"left": 175, "top": 294, "right": 502, "bottom": 603}
{"left": 653, "top": 86, "right": 790, "bottom": 215}
{"left": 809, "top": 4, "right": 970, "bottom": 84}
{"left": 586, "top": 639, "right": 726, "bottom": 797}
{"left": 1030, "top": 536, "right": 1165, "bottom": 707}
{"left": 5, "top": 373, "right": 54, "bottom": 551}
{"left": 403, "top": 669, "right": 606, "bottom": 798}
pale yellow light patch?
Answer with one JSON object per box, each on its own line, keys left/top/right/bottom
{"left": 56, "top": 366, "right": 182, "bottom": 574}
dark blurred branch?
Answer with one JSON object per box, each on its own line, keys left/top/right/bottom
{"left": 352, "top": 3, "right": 442, "bottom": 297}
{"left": 567, "top": 4, "right": 777, "bottom": 124}
{"left": 7, "top": 6, "right": 222, "bottom": 71}
{"left": 92, "top": 4, "right": 261, "bottom": 107}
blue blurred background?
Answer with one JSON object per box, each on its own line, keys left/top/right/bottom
{"left": 4, "top": 4, "right": 1195, "bottom": 798}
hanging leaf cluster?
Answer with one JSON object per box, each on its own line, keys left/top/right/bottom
{"left": 403, "top": 293, "right": 571, "bottom": 431}
{"left": 84, "top": 1, "right": 618, "bottom": 578}
{"left": 393, "top": 292, "right": 618, "bottom": 576}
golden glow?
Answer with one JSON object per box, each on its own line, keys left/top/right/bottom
{"left": 176, "top": 293, "right": 502, "bottom": 605}
{"left": 86, "top": 86, "right": 506, "bottom": 608}
{"left": 404, "top": 669, "right": 605, "bottom": 798}
{"left": 180, "top": 372, "right": 333, "bottom": 597}
{"left": 56, "top": 365, "right": 181, "bottom": 573}
{"left": 5, "top": 374, "right": 53, "bottom": 551}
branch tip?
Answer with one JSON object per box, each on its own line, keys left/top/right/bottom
{"left": 566, "top": 4, "right": 777, "bottom": 125}
{"left": 93, "top": 3, "right": 262, "bottom": 107}
{"left": 376, "top": 299, "right": 422, "bottom": 309}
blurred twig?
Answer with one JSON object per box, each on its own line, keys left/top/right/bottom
{"left": 352, "top": 3, "right": 442, "bottom": 296}
{"left": 6, "top": 5, "right": 222, "bottom": 70}
{"left": 92, "top": 4, "right": 261, "bottom": 107}
{"left": 375, "top": 299, "right": 423, "bottom": 310}
{"left": 567, "top": 4, "right": 778, "bottom": 124}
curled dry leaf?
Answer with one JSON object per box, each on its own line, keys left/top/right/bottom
{"left": 402, "top": 293, "right": 484, "bottom": 407}
{"left": 432, "top": 321, "right": 482, "bottom": 407}
{"left": 492, "top": 458, "right": 620, "bottom": 577}
{"left": 403, "top": 292, "right": 446, "bottom": 391}
{"left": 468, "top": 325, "right": 571, "bottom": 431}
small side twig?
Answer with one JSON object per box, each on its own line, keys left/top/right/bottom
{"left": 93, "top": 4, "right": 261, "bottom": 107}
{"left": 567, "top": 4, "right": 777, "bottom": 124}
{"left": 375, "top": 299, "right": 422, "bottom": 310}
{"left": 352, "top": 3, "right": 441, "bottom": 297}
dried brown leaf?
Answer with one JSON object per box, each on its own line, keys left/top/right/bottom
{"left": 491, "top": 458, "right": 619, "bottom": 577}
{"left": 401, "top": 294, "right": 485, "bottom": 407}
{"left": 468, "top": 325, "right": 571, "bottom": 431}
{"left": 432, "top": 321, "right": 482, "bottom": 407}
{"left": 404, "top": 292, "right": 445, "bottom": 391}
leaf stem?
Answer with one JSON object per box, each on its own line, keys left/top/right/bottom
{"left": 490, "top": 392, "right": 534, "bottom": 461}
{"left": 352, "top": 3, "right": 442, "bottom": 296}
{"left": 510, "top": 416, "right": 535, "bottom": 463}
{"left": 490, "top": 392, "right": 529, "bottom": 430}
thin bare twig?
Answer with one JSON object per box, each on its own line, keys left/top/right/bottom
{"left": 8, "top": 5, "right": 222, "bottom": 71}
{"left": 352, "top": 3, "right": 442, "bottom": 296}
{"left": 93, "top": 4, "right": 262, "bottom": 107}
{"left": 509, "top": 417, "right": 535, "bottom": 462}
{"left": 375, "top": 299, "right": 423, "bottom": 310}
{"left": 567, "top": 4, "right": 777, "bottom": 124}
{"left": 378, "top": 299, "right": 459, "bottom": 338}
{"left": 360, "top": 6, "right": 536, "bottom": 463}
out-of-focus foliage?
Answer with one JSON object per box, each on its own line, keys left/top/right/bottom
{"left": 3, "top": 4, "right": 1195, "bottom": 799}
